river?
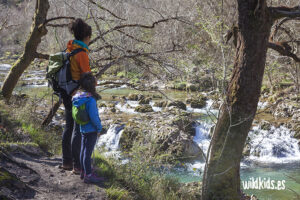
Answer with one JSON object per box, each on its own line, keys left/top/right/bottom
{"left": 1, "top": 63, "right": 300, "bottom": 199}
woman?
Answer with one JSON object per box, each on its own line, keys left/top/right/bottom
{"left": 61, "top": 18, "right": 92, "bottom": 175}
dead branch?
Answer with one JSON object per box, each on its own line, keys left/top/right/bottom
{"left": 270, "top": 5, "right": 300, "bottom": 20}
{"left": 42, "top": 101, "right": 61, "bottom": 127}
{"left": 88, "top": 0, "right": 126, "bottom": 21}
{"left": 34, "top": 52, "right": 50, "bottom": 60}
{"left": 268, "top": 41, "right": 300, "bottom": 63}
{"left": 90, "top": 17, "right": 181, "bottom": 45}
{"left": 43, "top": 16, "right": 75, "bottom": 26}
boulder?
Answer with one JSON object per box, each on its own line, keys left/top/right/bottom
{"left": 127, "top": 93, "right": 139, "bottom": 101}
{"left": 139, "top": 97, "right": 151, "bottom": 105}
{"left": 190, "top": 99, "right": 206, "bottom": 109}
{"left": 119, "top": 123, "right": 142, "bottom": 150}
{"left": 99, "top": 103, "right": 107, "bottom": 107}
{"left": 260, "top": 120, "right": 271, "bottom": 131}
{"left": 153, "top": 101, "right": 168, "bottom": 108}
{"left": 186, "top": 83, "right": 199, "bottom": 92}
{"left": 134, "top": 105, "right": 154, "bottom": 113}
{"left": 167, "top": 101, "right": 186, "bottom": 110}
{"left": 242, "top": 144, "right": 251, "bottom": 157}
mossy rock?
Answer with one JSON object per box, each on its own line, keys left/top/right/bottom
{"left": 127, "top": 93, "right": 139, "bottom": 101}
{"left": 174, "top": 82, "right": 187, "bottom": 91}
{"left": 190, "top": 99, "right": 206, "bottom": 109}
{"left": 293, "top": 128, "right": 300, "bottom": 140}
{"left": 119, "top": 125, "right": 142, "bottom": 150}
{"left": 242, "top": 144, "right": 251, "bottom": 157}
{"left": 167, "top": 101, "right": 186, "bottom": 110}
{"left": 134, "top": 105, "right": 153, "bottom": 113}
{"left": 260, "top": 120, "right": 271, "bottom": 131}
{"left": 154, "top": 101, "right": 168, "bottom": 108}
{"left": 99, "top": 103, "right": 107, "bottom": 107}
{"left": 138, "top": 97, "right": 151, "bottom": 105}
{"left": 172, "top": 115, "right": 195, "bottom": 136}
{"left": 186, "top": 83, "right": 199, "bottom": 92}
{"left": 152, "top": 94, "right": 162, "bottom": 99}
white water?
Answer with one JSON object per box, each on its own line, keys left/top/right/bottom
{"left": 186, "top": 122, "right": 300, "bottom": 174}
{"left": 0, "top": 64, "right": 12, "bottom": 70}
{"left": 247, "top": 126, "right": 300, "bottom": 164}
{"left": 97, "top": 124, "right": 125, "bottom": 151}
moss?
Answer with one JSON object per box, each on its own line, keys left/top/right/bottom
{"left": 119, "top": 125, "right": 142, "bottom": 150}
{"left": 134, "top": 105, "right": 153, "bottom": 113}
{"left": 167, "top": 101, "right": 187, "bottom": 110}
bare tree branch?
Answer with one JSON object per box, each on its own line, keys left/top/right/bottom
{"left": 270, "top": 5, "right": 300, "bottom": 20}
{"left": 88, "top": 0, "right": 126, "bottom": 21}
{"left": 43, "top": 16, "right": 75, "bottom": 26}
{"left": 34, "top": 52, "right": 50, "bottom": 60}
{"left": 90, "top": 17, "right": 181, "bottom": 45}
{"left": 268, "top": 41, "right": 300, "bottom": 62}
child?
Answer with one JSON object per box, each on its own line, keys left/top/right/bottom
{"left": 72, "top": 72, "right": 103, "bottom": 183}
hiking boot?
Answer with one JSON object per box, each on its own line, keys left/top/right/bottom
{"left": 84, "top": 173, "right": 105, "bottom": 184}
{"left": 58, "top": 164, "right": 72, "bottom": 171}
{"left": 71, "top": 168, "right": 81, "bottom": 175}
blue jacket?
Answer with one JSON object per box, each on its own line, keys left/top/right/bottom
{"left": 72, "top": 91, "right": 102, "bottom": 133}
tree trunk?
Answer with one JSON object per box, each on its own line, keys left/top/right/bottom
{"left": 1, "top": 0, "right": 49, "bottom": 101}
{"left": 202, "top": 1, "right": 273, "bottom": 199}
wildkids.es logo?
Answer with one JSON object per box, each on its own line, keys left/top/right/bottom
{"left": 242, "top": 177, "right": 286, "bottom": 190}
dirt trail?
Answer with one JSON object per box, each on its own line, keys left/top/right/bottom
{"left": 0, "top": 149, "right": 107, "bottom": 200}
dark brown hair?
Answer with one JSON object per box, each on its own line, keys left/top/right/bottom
{"left": 79, "top": 72, "right": 100, "bottom": 100}
{"left": 69, "top": 18, "right": 92, "bottom": 41}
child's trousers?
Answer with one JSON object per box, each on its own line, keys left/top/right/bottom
{"left": 80, "top": 132, "right": 97, "bottom": 175}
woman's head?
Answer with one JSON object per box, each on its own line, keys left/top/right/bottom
{"left": 79, "top": 72, "right": 100, "bottom": 100}
{"left": 69, "top": 18, "right": 92, "bottom": 44}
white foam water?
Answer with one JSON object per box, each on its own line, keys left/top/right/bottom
{"left": 0, "top": 64, "right": 12, "bottom": 70}
{"left": 97, "top": 124, "right": 125, "bottom": 151}
{"left": 247, "top": 126, "right": 300, "bottom": 164}
{"left": 187, "top": 122, "right": 300, "bottom": 174}
{"left": 115, "top": 102, "right": 137, "bottom": 114}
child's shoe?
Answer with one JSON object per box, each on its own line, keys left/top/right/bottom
{"left": 84, "top": 173, "right": 105, "bottom": 183}
{"left": 80, "top": 170, "right": 84, "bottom": 180}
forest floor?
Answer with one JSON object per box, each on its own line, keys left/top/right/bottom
{"left": 0, "top": 147, "right": 107, "bottom": 200}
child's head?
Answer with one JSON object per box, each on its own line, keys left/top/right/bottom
{"left": 69, "top": 18, "right": 92, "bottom": 44}
{"left": 79, "top": 72, "right": 100, "bottom": 99}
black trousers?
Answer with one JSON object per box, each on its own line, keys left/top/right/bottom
{"left": 61, "top": 94, "right": 81, "bottom": 169}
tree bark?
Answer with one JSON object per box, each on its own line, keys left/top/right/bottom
{"left": 1, "top": 0, "right": 50, "bottom": 101}
{"left": 202, "top": 1, "right": 273, "bottom": 199}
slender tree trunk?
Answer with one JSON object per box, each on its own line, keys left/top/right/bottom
{"left": 202, "top": 1, "right": 273, "bottom": 199}
{"left": 1, "top": 0, "right": 49, "bottom": 101}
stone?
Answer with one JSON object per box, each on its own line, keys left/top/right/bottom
{"left": 260, "top": 120, "right": 271, "bottom": 131}
{"left": 243, "top": 144, "right": 251, "bottom": 157}
{"left": 153, "top": 101, "right": 168, "bottom": 108}
{"left": 138, "top": 97, "right": 151, "bottom": 105}
{"left": 99, "top": 103, "right": 107, "bottom": 107}
{"left": 134, "top": 105, "right": 153, "bottom": 113}
{"left": 127, "top": 93, "right": 139, "bottom": 101}
{"left": 190, "top": 99, "right": 206, "bottom": 109}
{"left": 167, "top": 101, "right": 187, "bottom": 110}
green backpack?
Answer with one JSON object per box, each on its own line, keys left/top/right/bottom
{"left": 72, "top": 103, "right": 90, "bottom": 125}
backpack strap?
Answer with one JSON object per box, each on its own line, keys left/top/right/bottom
{"left": 68, "top": 48, "right": 86, "bottom": 58}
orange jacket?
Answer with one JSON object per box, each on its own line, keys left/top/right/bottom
{"left": 66, "top": 40, "right": 91, "bottom": 80}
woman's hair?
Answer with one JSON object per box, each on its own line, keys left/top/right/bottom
{"left": 79, "top": 72, "right": 100, "bottom": 100}
{"left": 69, "top": 18, "right": 92, "bottom": 41}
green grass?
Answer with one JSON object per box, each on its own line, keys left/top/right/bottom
{"left": 106, "top": 186, "right": 134, "bottom": 200}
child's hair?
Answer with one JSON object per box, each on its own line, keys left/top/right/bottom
{"left": 79, "top": 72, "right": 100, "bottom": 100}
{"left": 69, "top": 18, "right": 92, "bottom": 41}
